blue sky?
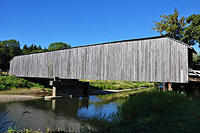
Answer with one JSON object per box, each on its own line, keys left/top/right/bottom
{"left": 0, "top": 0, "right": 199, "bottom": 52}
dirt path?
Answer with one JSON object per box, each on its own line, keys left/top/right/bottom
{"left": 0, "top": 95, "right": 41, "bottom": 103}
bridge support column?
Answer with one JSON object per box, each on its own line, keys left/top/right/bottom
{"left": 45, "top": 77, "right": 89, "bottom": 100}
{"left": 167, "top": 82, "right": 172, "bottom": 91}
{"left": 44, "top": 77, "right": 62, "bottom": 100}
{"left": 52, "top": 77, "right": 59, "bottom": 97}
{"left": 52, "top": 100, "right": 56, "bottom": 110}
{"left": 163, "top": 82, "right": 172, "bottom": 91}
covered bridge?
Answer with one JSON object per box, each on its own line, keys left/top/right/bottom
{"left": 10, "top": 36, "right": 195, "bottom": 83}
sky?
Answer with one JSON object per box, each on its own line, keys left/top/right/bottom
{"left": 0, "top": 0, "right": 199, "bottom": 52}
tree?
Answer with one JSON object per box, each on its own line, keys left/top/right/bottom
{"left": 22, "top": 44, "right": 30, "bottom": 55}
{"left": 0, "top": 39, "right": 22, "bottom": 71}
{"left": 184, "top": 14, "right": 200, "bottom": 46}
{"left": 38, "top": 45, "right": 42, "bottom": 50}
{"left": 0, "top": 42, "right": 9, "bottom": 70}
{"left": 48, "top": 42, "right": 71, "bottom": 51}
{"left": 153, "top": 9, "right": 200, "bottom": 47}
{"left": 33, "top": 45, "right": 37, "bottom": 50}
{"left": 6, "top": 40, "right": 22, "bottom": 58}
{"left": 191, "top": 54, "right": 200, "bottom": 69}
{"left": 22, "top": 44, "right": 46, "bottom": 54}
{"left": 23, "top": 44, "right": 28, "bottom": 50}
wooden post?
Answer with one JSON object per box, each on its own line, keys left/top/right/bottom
{"left": 52, "top": 77, "right": 59, "bottom": 97}
{"left": 163, "top": 83, "right": 166, "bottom": 91}
{"left": 167, "top": 82, "right": 172, "bottom": 91}
{"left": 44, "top": 77, "right": 62, "bottom": 100}
{"left": 52, "top": 99, "right": 56, "bottom": 110}
{"left": 52, "top": 86, "right": 56, "bottom": 97}
{"left": 162, "top": 82, "right": 172, "bottom": 91}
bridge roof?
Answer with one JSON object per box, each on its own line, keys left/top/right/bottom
{"left": 73, "top": 35, "right": 193, "bottom": 50}
{"left": 17, "top": 35, "right": 196, "bottom": 57}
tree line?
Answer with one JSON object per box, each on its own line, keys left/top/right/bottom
{"left": 0, "top": 41, "right": 70, "bottom": 71}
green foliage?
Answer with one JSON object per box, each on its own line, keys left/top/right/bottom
{"left": 117, "top": 91, "right": 200, "bottom": 133}
{"left": 81, "top": 79, "right": 155, "bottom": 90}
{"left": 184, "top": 14, "right": 200, "bottom": 46}
{"left": 48, "top": 42, "right": 71, "bottom": 51}
{"left": 87, "top": 91, "right": 200, "bottom": 133}
{"left": 119, "top": 91, "right": 186, "bottom": 121}
{"left": 0, "top": 76, "right": 44, "bottom": 90}
{"left": 153, "top": 9, "right": 186, "bottom": 40}
{"left": 193, "top": 54, "right": 200, "bottom": 65}
{"left": 7, "top": 128, "right": 32, "bottom": 133}
{"left": 191, "top": 54, "right": 200, "bottom": 68}
{"left": 22, "top": 44, "right": 47, "bottom": 55}
{"left": 85, "top": 91, "right": 199, "bottom": 132}
{"left": 97, "top": 88, "right": 153, "bottom": 102}
{"left": 153, "top": 9, "right": 200, "bottom": 47}
{"left": 0, "top": 39, "right": 22, "bottom": 71}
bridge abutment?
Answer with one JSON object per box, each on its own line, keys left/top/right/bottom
{"left": 45, "top": 77, "right": 89, "bottom": 100}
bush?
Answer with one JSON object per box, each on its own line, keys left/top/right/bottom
{"left": 117, "top": 91, "right": 200, "bottom": 133}
{"left": 0, "top": 76, "right": 44, "bottom": 90}
{"left": 86, "top": 91, "right": 200, "bottom": 133}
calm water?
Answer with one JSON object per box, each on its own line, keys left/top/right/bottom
{"left": 0, "top": 96, "right": 119, "bottom": 132}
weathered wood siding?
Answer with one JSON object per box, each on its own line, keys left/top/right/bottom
{"left": 9, "top": 37, "right": 189, "bottom": 83}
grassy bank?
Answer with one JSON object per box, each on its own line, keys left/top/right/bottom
{"left": 97, "top": 87, "right": 153, "bottom": 101}
{"left": 0, "top": 76, "right": 44, "bottom": 90}
{"left": 0, "top": 76, "right": 50, "bottom": 96}
{"left": 81, "top": 79, "right": 156, "bottom": 90}
{"left": 0, "top": 88, "right": 51, "bottom": 96}
{"left": 85, "top": 91, "right": 200, "bottom": 133}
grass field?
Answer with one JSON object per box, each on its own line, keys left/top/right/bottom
{"left": 80, "top": 79, "right": 156, "bottom": 90}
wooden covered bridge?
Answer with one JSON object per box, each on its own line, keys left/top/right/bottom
{"left": 9, "top": 36, "right": 198, "bottom": 96}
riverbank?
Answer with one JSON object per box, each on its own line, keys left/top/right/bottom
{"left": 0, "top": 88, "right": 148, "bottom": 102}
{"left": 0, "top": 95, "right": 42, "bottom": 103}
{"left": 94, "top": 87, "right": 153, "bottom": 101}
{"left": 0, "top": 88, "right": 50, "bottom": 102}
{"left": 0, "top": 88, "right": 50, "bottom": 95}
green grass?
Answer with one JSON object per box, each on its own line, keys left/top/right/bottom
{"left": 97, "top": 88, "right": 154, "bottom": 101}
{"left": 80, "top": 79, "right": 156, "bottom": 90}
{"left": 85, "top": 91, "right": 200, "bottom": 133}
{"left": 0, "top": 76, "right": 44, "bottom": 90}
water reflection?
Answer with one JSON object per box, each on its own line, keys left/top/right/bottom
{"left": 0, "top": 96, "right": 118, "bottom": 132}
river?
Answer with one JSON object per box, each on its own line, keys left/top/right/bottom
{"left": 0, "top": 96, "right": 119, "bottom": 132}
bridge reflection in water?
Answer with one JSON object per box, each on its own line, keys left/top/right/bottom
{"left": 0, "top": 96, "right": 118, "bottom": 132}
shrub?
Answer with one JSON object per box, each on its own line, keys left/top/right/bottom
{"left": 0, "top": 76, "right": 44, "bottom": 90}
{"left": 117, "top": 91, "right": 200, "bottom": 133}
{"left": 87, "top": 91, "right": 200, "bottom": 133}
